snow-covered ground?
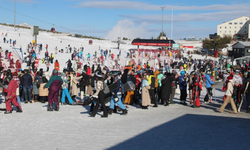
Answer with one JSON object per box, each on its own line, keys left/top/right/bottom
{"left": 0, "top": 24, "right": 211, "bottom": 75}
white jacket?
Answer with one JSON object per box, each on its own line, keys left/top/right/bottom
{"left": 225, "top": 79, "right": 234, "bottom": 96}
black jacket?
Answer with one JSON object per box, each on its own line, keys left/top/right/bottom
{"left": 21, "top": 73, "right": 33, "bottom": 86}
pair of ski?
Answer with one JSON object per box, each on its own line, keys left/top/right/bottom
{"left": 238, "top": 82, "right": 249, "bottom": 112}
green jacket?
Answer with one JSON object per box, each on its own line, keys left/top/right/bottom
{"left": 157, "top": 74, "right": 164, "bottom": 87}
{"left": 44, "top": 75, "right": 63, "bottom": 88}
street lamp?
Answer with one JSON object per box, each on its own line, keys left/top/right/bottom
{"left": 160, "top": 6, "right": 165, "bottom": 39}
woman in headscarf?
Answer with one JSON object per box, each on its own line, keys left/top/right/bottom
{"left": 141, "top": 74, "right": 151, "bottom": 109}
{"left": 217, "top": 75, "right": 237, "bottom": 114}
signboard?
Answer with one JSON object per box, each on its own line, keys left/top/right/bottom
{"left": 132, "top": 42, "right": 172, "bottom": 46}
{"left": 31, "top": 26, "right": 39, "bottom": 35}
{"left": 183, "top": 46, "right": 194, "bottom": 49}
{"left": 172, "top": 44, "right": 180, "bottom": 48}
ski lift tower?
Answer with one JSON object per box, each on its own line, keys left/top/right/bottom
{"left": 31, "top": 26, "right": 39, "bottom": 46}
{"left": 118, "top": 37, "right": 121, "bottom": 50}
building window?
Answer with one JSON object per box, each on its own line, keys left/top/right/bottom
{"left": 229, "top": 31, "right": 231, "bottom": 33}
{"left": 220, "top": 26, "right": 221, "bottom": 29}
{"left": 237, "top": 49, "right": 239, "bottom": 53}
{"left": 225, "top": 27, "right": 227, "bottom": 29}
{"left": 229, "top": 26, "right": 231, "bottom": 29}
{"left": 235, "top": 31, "right": 236, "bottom": 33}
{"left": 234, "top": 22, "right": 237, "bottom": 25}
{"left": 240, "top": 22, "right": 243, "bottom": 25}
{"left": 229, "top": 22, "right": 232, "bottom": 25}
{"left": 235, "top": 26, "right": 237, "bottom": 29}
{"left": 225, "top": 31, "right": 226, "bottom": 33}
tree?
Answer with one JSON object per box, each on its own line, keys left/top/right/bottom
{"left": 157, "top": 31, "right": 168, "bottom": 40}
{"left": 123, "top": 37, "right": 128, "bottom": 40}
{"left": 202, "top": 35, "right": 231, "bottom": 50}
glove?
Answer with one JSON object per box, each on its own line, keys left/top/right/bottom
{"left": 19, "top": 85, "right": 22, "bottom": 89}
{"left": 30, "top": 85, "right": 33, "bottom": 89}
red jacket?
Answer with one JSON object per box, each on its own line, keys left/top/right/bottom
{"left": 7, "top": 80, "right": 18, "bottom": 99}
{"left": 87, "top": 68, "right": 91, "bottom": 76}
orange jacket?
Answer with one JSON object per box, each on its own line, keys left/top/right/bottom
{"left": 54, "top": 62, "right": 60, "bottom": 70}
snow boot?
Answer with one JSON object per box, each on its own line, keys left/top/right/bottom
{"left": 16, "top": 106, "right": 22, "bottom": 113}
{"left": 47, "top": 105, "right": 53, "bottom": 111}
{"left": 108, "top": 109, "right": 113, "bottom": 115}
{"left": 54, "top": 105, "right": 59, "bottom": 111}
{"left": 120, "top": 109, "right": 128, "bottom": 115}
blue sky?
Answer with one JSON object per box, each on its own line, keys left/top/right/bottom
{"left": 0, "top": 0, "right": 250, "bottom": 40}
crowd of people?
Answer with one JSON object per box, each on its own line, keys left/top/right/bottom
{"left": 1, "top": 35, "right": 250, "bottom": 118}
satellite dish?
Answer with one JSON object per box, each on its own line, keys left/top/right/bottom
{"left": 222, "top": 48, "right": 227, "bottom": 53}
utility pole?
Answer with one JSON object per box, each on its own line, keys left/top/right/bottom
{"left": 160, "top": 6, "right": 165, "bottom": 39}
{"left": 14, "top": 0, "right": 16, "bottom": 31}
{"left": 170, "top": 7, "right": 174, "bottom": 50}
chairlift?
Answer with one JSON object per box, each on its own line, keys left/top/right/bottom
{"left": 51, "top": 27, "right": 55, "bottom": 33}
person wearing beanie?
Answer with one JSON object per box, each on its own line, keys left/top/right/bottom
{"left": 43, "top": 69, "right": 63, "bottom": 111}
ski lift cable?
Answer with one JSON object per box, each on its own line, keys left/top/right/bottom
{"left": 0, "top": 6, "right": 80, "bottom": 33}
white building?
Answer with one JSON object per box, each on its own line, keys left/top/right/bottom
{"left": 217, "top": 16, "right": 250, "bottom": 40}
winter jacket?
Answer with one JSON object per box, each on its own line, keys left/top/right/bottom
{"left": 161, "top": 75, "right": 173, "bottom": 98}
{"left": 142, "top": 79, "right": 149, "bottom": 88}
{"left": 72, "top": 76, "right": 82, "bottom": 96}
{"left": 7, "top": 80, "right": 18, "bottom": 99}
{"left": 44, "top": 75, "right": 63, "bottom": 89}
{"left": 225, "top": 79, "right": 234, "bottom": 96}
{"left": 157, "top": 74, "right": 164, "bottom": 87}
{"left": 154, "top": 70, "right": 160, "bottom": 88}
{"left": 33, "top": 82, "right": 39, "bottom": 95}
{"left": 141, "top": 79, "right": 151, "bottom": 106}
{"left": 21, "top": 73, "right": 33, "bottom": 86}
{"left": 94, "top": 80, "right": 103, "bottom": 96}
{"left": 205, "top": 74, "right": 214, "bottom": 88}
{"left": 87, "top": 68, "right": 91, "bottom": 76}
{"left": 233, "top": 74, "right": 243, "bottom": 86}
{"left": 61, "top": 73, "right": 69, "bottom": 89}
{"left": 179, "top": 76, "right": 187, "bottom": 90}
{"left": 121, "top": 69, "right": 129, "bottom": 84}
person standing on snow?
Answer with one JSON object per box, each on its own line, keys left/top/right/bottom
{"left": 5, "top": 76, "right": 23, "bottom": 114}
{"left": 44, "top": 69, "right": 63, "bottom": 111}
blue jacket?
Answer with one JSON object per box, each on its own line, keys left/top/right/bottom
{"left": 179, "top": 76, "right": 187, "bottom": 90}
{"left": 205, "top": 74, "right": 214, "bottom": 88}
